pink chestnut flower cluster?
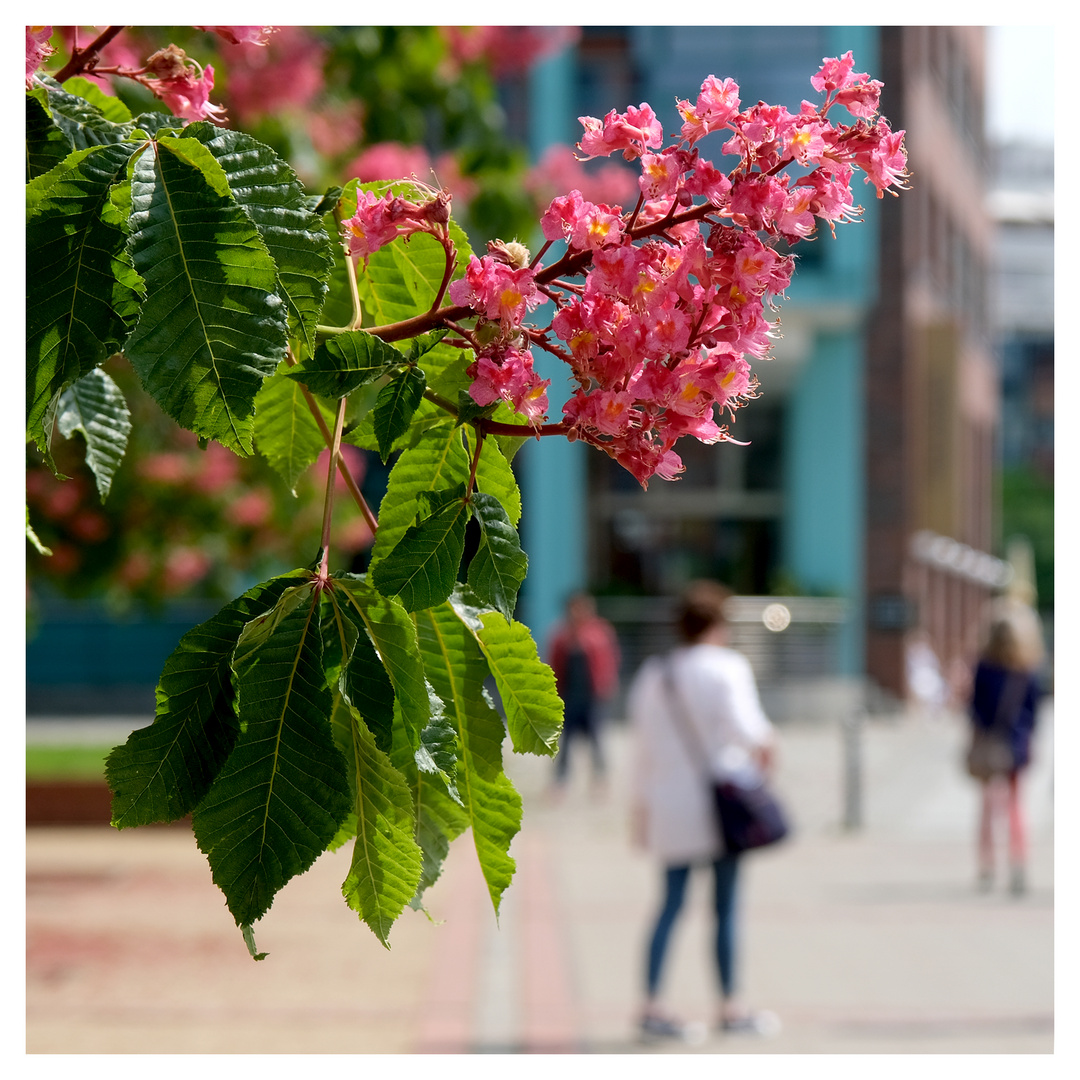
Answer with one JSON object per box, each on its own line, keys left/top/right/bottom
{"left": 339, "top": 52, "right": 907, "bottom": 486}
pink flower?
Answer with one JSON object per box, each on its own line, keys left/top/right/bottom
{"left": 226, "top": 491, "right": 273, "bottom": 529}
{"left": 541, "top": 190, "right": 624, "bottom": 250}
{"left": 342, "top": 187, "right": 449, "bottom": 262}
{"left": 223, "top": 26, "right": 325, "bottom": 123}
{"left": 467, "top": 348, "right": 550, "bottom": 424}
{"left": 854, "top": 121, "right": 909, "bottom": 197}
{"left": 811, "top": 51, "right": 864, "bottom": 94}
{"left": 197, "top": 26, "right": 276, "bottom": 47}
{"left": 677, "top": 75, "right": 741, "bottom": 145}
{"left": 162, "top": 546, "right": 212, "bottom": 594}
{"left": 26, "top": 26, "right": 53, "bottom": 86}
{"left": 638, "top": 149, "right": 687, "bottom": 201}
{"left": 449, "top": 256, "right": 541, "bottom": 328}
{"left": 153, "top": 65, "right": 227, "bottom": 124}
{"left": 442, "top": 26, "right": 581, "bottom": 78}
{"left": 346, "top": 142, "right": 432, "bottom": 185}
{"left": 578, "top": 104, "right": 664, "bottom": 160}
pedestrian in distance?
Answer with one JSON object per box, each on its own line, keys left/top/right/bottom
{"left": 628, "top": 580, "right": 781, "bottom": 1043}
{"left": 547, "top": 591, "right": 621, "bottom": 799}
{"left": 967, "top": 603, "right": 1046, "bottom": 896}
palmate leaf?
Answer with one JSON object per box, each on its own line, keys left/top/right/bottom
{"left": 106, "top": 571, "right": 309, "bottom": 828}
{"left": 289, "top": 329, "right": 404, "bottom": 400}
{"left": 372, "top": 486, "right": 470, "bottom": 613}
{"left": 191, "top": 581, "right": 352, "bottom": 932}
{"left": 373, "top": 365, "right": 427, "bottom": 462}
{"left": 322, "top": 587, "right": 396, "bottom": 754}
{"left": 333, "top": 574, "right": 432, "bottom": 754}
{"left": 450, "top": 590, "right": 564, "bottom": 758}
{"left": 337, "top": 702, "right": 423, "bottom": 947}
{"left": 56, "top": 367, "right": 131, "bottom": 501}
{"left": 25, "top": 90, "right": 73, "bottom": 181}
{"left": 467, "top": 433, "right": 522, "bottom": 525}
{"left": 414, "top": 602, "right": 521, "bottom": 916}
{"left": 368, "top": 420, "right": 471, "bottom": 572}
{"left": 32, "top": 74, "right": 142, "bottom": 149}
{"left": 26, "top": 141, "right": 143, "bottom": 458}
{"left": 466, "top": 492, "right": 528, "bottom": 622}
{"left": 181, "top": 123, "right": 335, "bottom": 357}
{"left": 124, "top": 136, "right": 288, "bottom": 455}
{"left": 254, "top": 369, "right": 336, "bottom": 494}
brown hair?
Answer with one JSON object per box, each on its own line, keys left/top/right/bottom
{"left": 675, "top": 580, "right": 732, "bottom": 643}
{"left": 982, "top": 608, "right": 1045, "bottom": 672}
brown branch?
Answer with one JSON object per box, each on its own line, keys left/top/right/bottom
{"left": 53, "top": 26, "right": 128, "bottom": 83}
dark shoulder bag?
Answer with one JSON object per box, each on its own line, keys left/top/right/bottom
{"left": 965, "top": 671, "right": 1025, "bottom": 781}
{"left": 663, "top": 657, "right": 790, "bottom": 854}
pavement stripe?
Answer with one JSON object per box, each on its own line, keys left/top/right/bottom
{"left": 412, "top": 842, "right": 488, "bottom": 1053}
{"left": 517, "top": 827, "right": 581, "bottom": 1052}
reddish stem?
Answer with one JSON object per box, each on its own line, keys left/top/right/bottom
{"left": 53, "top": 26, "right": 128, "bottom": 83}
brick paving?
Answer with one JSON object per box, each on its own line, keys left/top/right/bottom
{"left": 26, "top": 701, "right": 1055, "bottom": 1054}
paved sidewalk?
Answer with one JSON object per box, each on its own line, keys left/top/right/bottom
{"left": 26, "top": 702, "right": 1055, "bottom": 1054}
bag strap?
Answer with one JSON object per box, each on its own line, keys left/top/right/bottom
{"left": 661, "top": 654, "right": 711, "bottom": 778}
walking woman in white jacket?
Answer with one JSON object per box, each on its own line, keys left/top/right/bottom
{"left": 629, "top": 580, "right": 779, "bottom": 1041}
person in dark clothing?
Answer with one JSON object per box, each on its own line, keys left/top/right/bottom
{"left": 547, "top": 593, "right": 620, "bottom": 794}
{"left": 969, "top": 606, "right": 1045, "bottom": 895}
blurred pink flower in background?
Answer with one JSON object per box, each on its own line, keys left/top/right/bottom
{"left": 224, "top": 26, "right": 325, "bottom": 124}
{"left": 226, "top": 490, "right": 274, "bottom": 530}
{"left": 526, "top": 144, "right": 638, "bottom": 211}
{"left": 346, "top": 141, "right": 432, "bottom": 184}
{"left": 191, "top": 442, "right": 241, "bottom": 494}
{"left": 162, "top": 546, "right": 213, "bottom": 594}
{"left": 137, "top": 453, "right": 190, "bottom": 485}
{"left": 309, "top": 101, "right": 365, "bottom": 159}
{"left": 196, "top": 26, "right": 276, "bottom": 47}
{"left": 441, "top": 26, "right": 581, "bottom": 77}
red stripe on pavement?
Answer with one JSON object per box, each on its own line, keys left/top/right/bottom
{"left": 517, "top": 828, "right": 580, "bottom": 1052}
{"left": 412, "top": 842, "right": 488, "bottom": 1053}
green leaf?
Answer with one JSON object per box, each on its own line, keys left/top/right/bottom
{"left": 123, "top": 138, "right": 288, "bottom": 455}
{"left": 415, "top": 683, "right": 462, "bottom": 802}
{"left": 182, "top": 124, "right": 335, "bottom": 356}
{"left": 371, "top": 486, "right": 470, "bottom": 612}
{"left": 25, "top": 90, "right": 73, "bottom": 181}
{"left": 412, "top": 785, "right": 469, "bottom": 910}
{"left": 408, "top": 328, "right": 450, "bottom": 362}
{"left": 105, "top": 571, "right": 310, "bottom": 828}
{"left": 466, "top": 492, "right": 528, "bottom": 622}
{"left": 450, "top": 591, "right": 564, "bottom": 757}
{"left": 333, "top": 574, "right": 432, "bottom": 754}
{"left": 467, "top": 434, "right": 522, "bottom": 525}
{"left": 33, "top": 74, "right": 140, "bottom": 149}
{"left": 368, "top": 421, "right": 470, "bottom": 572}
{"left": 254, "top": 370, "right": 335, "bottom": 494}
{"left": 288, "top": 329, "right": 404, "bottom": 400}
{"left": 26, "top": 142, "right": 143, "bottom": 458}
{"left": 56, "top": 367, "right": 131, "bottom": 501}
{"left": 414, "top": 602, "right": 521, "bottom": 916}
{"left": 322, "top": 589, "right": 396, "bottom": 754}
{"left": 337, "top": 703, "right": 423, "bottom": 946}
{"left": 61, "top": 77, "right": 133, "bottom": 124}
{"left": 26, "top": 507, "right": 52, "bottom": 556}
{"left": 191, "top": 582, "right": 352, "bottom": 928}
{"left": 373, "top": 366, "right": 427, "bottom": 462}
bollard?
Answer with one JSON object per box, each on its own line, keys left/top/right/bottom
{"left": 841, "top": 709, "right": 863, "bottom": 830}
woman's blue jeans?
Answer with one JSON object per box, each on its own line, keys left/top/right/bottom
{"left": 646, "top": 854, "right": 742, "bottom": 999}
